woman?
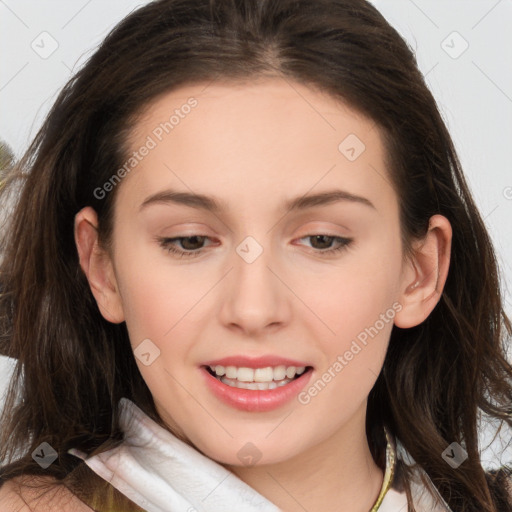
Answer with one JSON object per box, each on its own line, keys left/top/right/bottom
{"left": 0, "top": 0, "right": 511, "bottom": 510}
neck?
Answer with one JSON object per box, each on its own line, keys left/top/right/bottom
{"left": 223, "top": 403, "right": 384, "bottom": 512}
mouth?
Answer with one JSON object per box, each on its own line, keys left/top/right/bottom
{"left": 200, "top": 362, "right": 315, "bottom": 412}
{"left": 203, "top": 364, "right": 314, "bottom": 391}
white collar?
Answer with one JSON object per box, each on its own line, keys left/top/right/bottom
{"left": 68, "top": 397, "right": 449, "bottom": 512}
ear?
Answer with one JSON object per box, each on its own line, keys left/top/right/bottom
{"left": 74, "top": 206, "right": 125, "bottom": 323}
{"left": 394, "top": 214, "right": 452, "bottom": 329}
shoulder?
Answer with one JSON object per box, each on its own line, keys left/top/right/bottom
{"left": 0, "top": 475, "right": 94, "bottom": 512}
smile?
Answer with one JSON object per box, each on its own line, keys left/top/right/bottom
{"left": 201, "top": 364, "right": 314, "bottom": 412}
{"left": 207, "top": 364, "right": 307, "bottom": 390}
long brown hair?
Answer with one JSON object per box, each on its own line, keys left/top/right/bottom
{"left": 1, "top": 0, "right": 511, "bottom": 510}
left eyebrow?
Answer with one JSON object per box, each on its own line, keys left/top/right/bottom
{"left": 285, "top": 190, "right": 376, "bottom": 212}
{"left": 139, "top": 190, "right": 226, "bottom": 213}
{"left": 138, "top": 188, "right": 376, "bottom": 213}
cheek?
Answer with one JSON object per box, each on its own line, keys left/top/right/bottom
{"left": 295, "top": 232, "right": 402, "bottom": 403}
{"left": 297, "top": 267, "right": 397, "bottom": 421}
{"left": 300, "top": 242, "right": 402, "bottom": 338}
{"left": 112, "top": 240, "right": 204, "bottom": 345}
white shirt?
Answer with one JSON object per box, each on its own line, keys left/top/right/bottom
{"left": 69, "top": 398, "right": 454, "bottom": 512}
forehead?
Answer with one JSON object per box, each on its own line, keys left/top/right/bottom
{"left": 115, "top": 77, "right": 395, "bottom": 219}
{"left": 129, "top": 77, "right": 375, "bottom": 149}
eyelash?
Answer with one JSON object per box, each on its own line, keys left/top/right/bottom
{"left": 156, "top": 234, "right": 353, "bottom": 259}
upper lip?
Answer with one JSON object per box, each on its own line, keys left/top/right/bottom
{"left": 202, "top": 355, "right": 312, "bottom": 369}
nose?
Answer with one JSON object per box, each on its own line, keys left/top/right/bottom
{"left": 218, "top": 239, "right": 292, "bottom": 336}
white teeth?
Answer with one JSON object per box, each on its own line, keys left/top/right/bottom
{"left": 225, "top": 366, "right": 237, "bottom": 379}
{"left": 254, "top": 367, "right": 273, "bottom": 382}
{"left": 286, "top": 366, "right": 296, "bottom": 379}
{"left": 272, "top": 365, "right": 287, "bottom": 380}
{"left": 213, "top": 365, "right": 225, "bottom": 376}
{"left": 208, "top": 364, "right": 308, "bottom": 383}
{"left": 237, "top": 367, "right": 254, "bottom": 382}
{"left": 220, "top": 376, "right": 291, "bottom": 390}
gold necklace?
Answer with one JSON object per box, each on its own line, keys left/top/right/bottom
{"left": 370, "top": 428, "right": 396, "bottom": 512}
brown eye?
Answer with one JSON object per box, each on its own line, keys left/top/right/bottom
{"left": 157, "top": 235, "right": 213, "bottom": 258}
{"left": 178, "top": 235, "right": 207, "bottom": 250}
{"left": 298, "top": 235, "right": 353, "bottom": 255}
{"left": 309, "top": 235, "right": 336, "bottom": 249}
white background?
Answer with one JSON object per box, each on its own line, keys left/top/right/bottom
{"left": 0, "top": 0, "right": 511, "bottom": 468}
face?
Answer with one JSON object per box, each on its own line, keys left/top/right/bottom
{"left": 78, "top": 77, "right": 434, "bottom": 467}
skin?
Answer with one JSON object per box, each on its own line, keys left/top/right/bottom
{"left": 74, "top": 77, "right": 452, "bottom": 512}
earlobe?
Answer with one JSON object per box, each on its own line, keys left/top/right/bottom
{"left": 74, "top": 206, "right": 125, "bottom": 324}
{"left": 394, "top": 214, "right": 452, "bottom": 329}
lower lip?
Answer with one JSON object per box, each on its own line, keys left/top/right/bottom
{"left": 201, "top": 366, "right": 314, "bottom": 412}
